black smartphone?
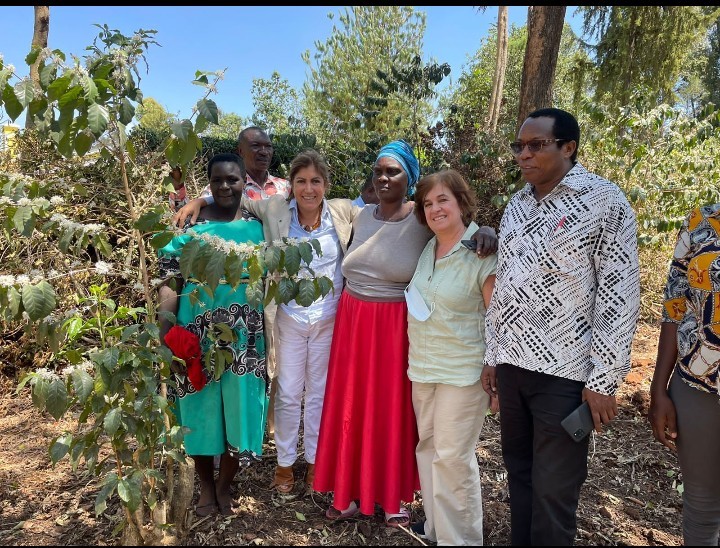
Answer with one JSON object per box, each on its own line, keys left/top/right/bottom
{"left": 560, "top": 401, "right": 594, "bottom": 442}
{"left": 461, "top": 239, "right": 477, "bottom": 251}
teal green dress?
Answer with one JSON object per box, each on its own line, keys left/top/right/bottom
{"left": 159, "top": 217, "right": 268, "bottom": 464}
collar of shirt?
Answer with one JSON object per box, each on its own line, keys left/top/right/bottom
{"left": 245, "top": 172, "right": 290, "bottom": 199}
{"left": 288, "top": 198, "right": 332, "bottom": 228}
{"left": 519, "top": 162, "right": 592, "bottom": 200}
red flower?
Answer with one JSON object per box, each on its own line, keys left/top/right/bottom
{"left": 164, "top": 325, "right": 207, "bottom": 391}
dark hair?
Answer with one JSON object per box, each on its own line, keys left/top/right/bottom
{"left": 238, "top": 125, "right": 269, "bottom": 145}
{"left": 207, "top": 152, "right": 245, "bottom": 178}
{"left": 361, "top": 172, "right": 374, "bottom": 192}
{"left": 288, "top": 149, "right": 331, "bottom": 186}
{"left": 527, "top": 107, "right": 580, "bottom": 163}
{"left": 413, "top": 169, "right": 478, "bottom": 227}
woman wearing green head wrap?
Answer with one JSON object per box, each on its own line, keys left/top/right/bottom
{"left": 312, "top": 140, "right": 498, "bottom": 527}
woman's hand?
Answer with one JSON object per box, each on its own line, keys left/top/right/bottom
{"left": 172, "top": 197, "right": 208, "bottom": 228}
{"left": 471, "top": 226, "right": 498, "bottom": 257}
{"left": 649, "top": 390, "right": 678, "bottom": 451}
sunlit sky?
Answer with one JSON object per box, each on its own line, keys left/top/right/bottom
{"left": 1, "top": 6, "right": 583, "bottom": 123}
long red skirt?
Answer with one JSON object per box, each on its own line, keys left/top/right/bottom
{"left": 312, "top": 291, "right": 420, "bottom": 516}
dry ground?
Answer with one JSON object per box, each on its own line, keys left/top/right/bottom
{"left": 0, "top": 322, "right": 684, "bottom": 546}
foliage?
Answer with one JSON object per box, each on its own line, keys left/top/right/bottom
{"left": 578, "top": 6, "right": 720, "bottom": 111}
{"left": 136, "top": 97, "right": 176, "bottom": 132}
{"left": 0, "top": 25, "right": 332, "bottom": 545}
{"left": 250, "top": 71, "right": 305, "bottom": 135}
{"left": 302, "top": 7, "right": 426, "bottom": 164}
{"left": 202, "top": 110, "right": 248, "bottom": 140}
{"left": 702, "top": 19, "right": 720, "bottom": 110}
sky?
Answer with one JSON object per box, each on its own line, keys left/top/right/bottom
{"left": 1, "top": 6, "right": 584, "bottom": 124}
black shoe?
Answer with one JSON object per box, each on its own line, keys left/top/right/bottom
{"left": 411, "top": 520, "right": 428, "bottom": 540}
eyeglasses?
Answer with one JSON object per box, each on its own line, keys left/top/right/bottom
{"left": 509, "top": 139, "right": 565, "bottom": 155}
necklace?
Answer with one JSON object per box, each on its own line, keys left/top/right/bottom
{"left": 374, "top": 204, "right": 407, "bottom": 222}
{"left": 300, "top": 206, "right": 322, "bottom": 232}
{"left": 302, "top": 216, "right": 321, "bottom": 232}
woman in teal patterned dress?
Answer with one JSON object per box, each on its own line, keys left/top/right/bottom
{"left": 158, "top": 153, "right": 268, "bottom": 517}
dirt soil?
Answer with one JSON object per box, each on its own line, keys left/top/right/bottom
{"left": 0, "top": 322, "right": 683, "bottom": 546}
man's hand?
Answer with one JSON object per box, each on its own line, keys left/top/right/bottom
{"left": 582, "top": 387, "right": 618, "bottom": 433}
{"left": 648, "top": 390, "right": 678, "bottom": 451}
{"left": 481, "top": 366, "right": 498, "bottom": 400}
{"left": 171, "top": 197, "right": 208, "bottom": 228}
{"left": 471, "top": 226, "right": 498, "bottom": 257}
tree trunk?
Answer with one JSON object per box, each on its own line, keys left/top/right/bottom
{"left": 516, "top": 5, "right": 566, "bottom": 134}
{"left": 26, "top": 6, "right": 50, "bottom": 129}
{"left": 486, "top": 6, "right": 508, "bottom": 134}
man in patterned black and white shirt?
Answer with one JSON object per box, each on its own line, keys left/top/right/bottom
{"left": 481, "top": 108, "right": 640, "bottom": 546}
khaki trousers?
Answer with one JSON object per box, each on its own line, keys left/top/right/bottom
{"left": 412, "top": 380, "right": 490, "bottom": 546}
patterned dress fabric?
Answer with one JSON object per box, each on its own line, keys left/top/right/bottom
{"left": 159, "top": 218, "right": 268, "bottom": 464}
{"left": 484, "top": 163, "right": 641, "bottom": 395}
{"left": 662, "top": 204, "right": 720, "bottom": 394}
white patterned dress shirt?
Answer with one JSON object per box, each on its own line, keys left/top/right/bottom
{"left": 484, "top": 163, "right": 641, "bottom": 396}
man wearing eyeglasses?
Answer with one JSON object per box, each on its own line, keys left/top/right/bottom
{"left": 481, "top": 108, "right": 640, "bottom": 545}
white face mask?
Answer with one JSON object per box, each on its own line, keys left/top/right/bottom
{"left": 405, "top": 282, "right": 434, "bottom": 322}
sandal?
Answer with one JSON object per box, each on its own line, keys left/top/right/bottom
{"left": 384, "top": 506, "right": 410, "bottom": 528}
{"left": 326, "top": 500, "right": 359, "bottom": 520}
{"left": 270, "top": 464, "right": 295, "bottom": 494}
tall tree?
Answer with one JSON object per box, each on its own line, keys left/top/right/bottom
{"left": 579, "top": 6, "right": 720, "bottom": 111}
{"left": 136, "top": 97, "right": 175, "bottom": 133}
{"left": 25, "top": 6, "right": 50, "bottom": 129}
{"left": 486, "top": 6, "right": 508, "bottom": 134}
{"left": 516, "top": 6, "right": 566, "bottom": 133}
{"left": 702, "top": 18, "right": 720, "bottom": 109}
{"left": 250, "top": 71, "right": 304, "bottom": 135}
{"left": 302, "top": 6, "right": 426, "bottom": 155}
{"left": 204, "top": 111, "right": 249, "bottom": 140}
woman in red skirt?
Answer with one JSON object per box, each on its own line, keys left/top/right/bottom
{"left": 312, "top": 140, "right": 496, "bottom": 527}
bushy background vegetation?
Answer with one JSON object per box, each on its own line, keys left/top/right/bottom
{"left": 1, "top": 6, "right": 720, "bottom": 544}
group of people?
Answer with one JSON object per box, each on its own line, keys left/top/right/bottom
{"left": 158, "top": 109, "right": 720, "bottom": 546}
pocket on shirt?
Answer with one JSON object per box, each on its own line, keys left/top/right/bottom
{"left": 541, "top": 228, "right": 589, "bottom": 274}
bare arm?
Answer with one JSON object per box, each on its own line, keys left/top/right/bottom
{"left": 470, "top": 226, "right": 498, "bottom": 257}
{"left": 171, "top": 197, "right": 209, "bottom": 228}
{"left": 648, "top": 322, "right": 679, "bottom": 450}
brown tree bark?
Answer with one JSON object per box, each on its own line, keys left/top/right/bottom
{"left": 486, "top": 6, "right": 508, "bottom": 134}
{"left": 26, "top": 6, "right": 50, "bottom": 129}
{"left": 516, "top": 5, "right": 566, "bottom": 134}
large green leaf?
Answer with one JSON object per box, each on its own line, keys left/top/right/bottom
{"left": 317, "top": 276, "right": 335, "bottom": 298}
{"left": 150, "top": 230, "right": 174, "bottom": 250}
{"left": 178, "top": 238, "right": 201, "bottom": 279}
{"left": 21, "top": 281, "right": 56, "bottom": 321}
{"left": 95, "top": 472, "right": 118, "bottom": 516}
{"left": 71, "top": 369, "right": 94, "bottom": 404}
{"left": 47, "top": 73, "right": 72, "bottom": 101}
{"left": 296, "top": 278, "right": 317, "bottom": 307}
{"left": 39, "top": 64, "right": 56, "bottom": 89}
{"left": 277, "top": 277, "right": 298, "bottom": 304}
{"left": 2, "top": 84, "right": 23, "bottom": 121}
{"left": 74, "top": 130, "right": 94, "bottom": 156}
{"left": 13, "top": 206, "right": 34, "bottom": 236}
{"left": 283, "top": 246, "right": 301, "bottom": 276}
{"left": 14, "top": 79, "right": 35, "bottom": 108}
{"left": 87, "top": 102, "right": 109, "bottom": 135}
{"left": 264, "top": 245, "right": 282, "bottom": 272}
{"left": 25, "top": 47, "right": 42, "bottom": 66}
{"left": 46, "top": 377, "right": 69, "bottom": 420}
{"left": 49, "top": 433, "right": 72, "bottom": 464}
{"left": 81, "top": 75, "right": 98, "bottom": 102}
{"left": 57, "top": 85, "right": 82, "bottom": 110}
{"left": 224, "top": 253, "right": 242, "bottom": 287}
{"left": 118, "top": 97, "right": 135, "bottom": 125}
{"left": 205, "top": 248, "right": 226, "bottom": 290}
{"left": 103, "top": 407, "right": 121, "bottom": 436}
{"left": 298, "top": 241, "right": 314, "bottom": 265}
{"left": 197, "top": 98, "right": 219, "bottom": 124}
{"left": 170, "top": 119, "right": 193, "bottom": 141}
